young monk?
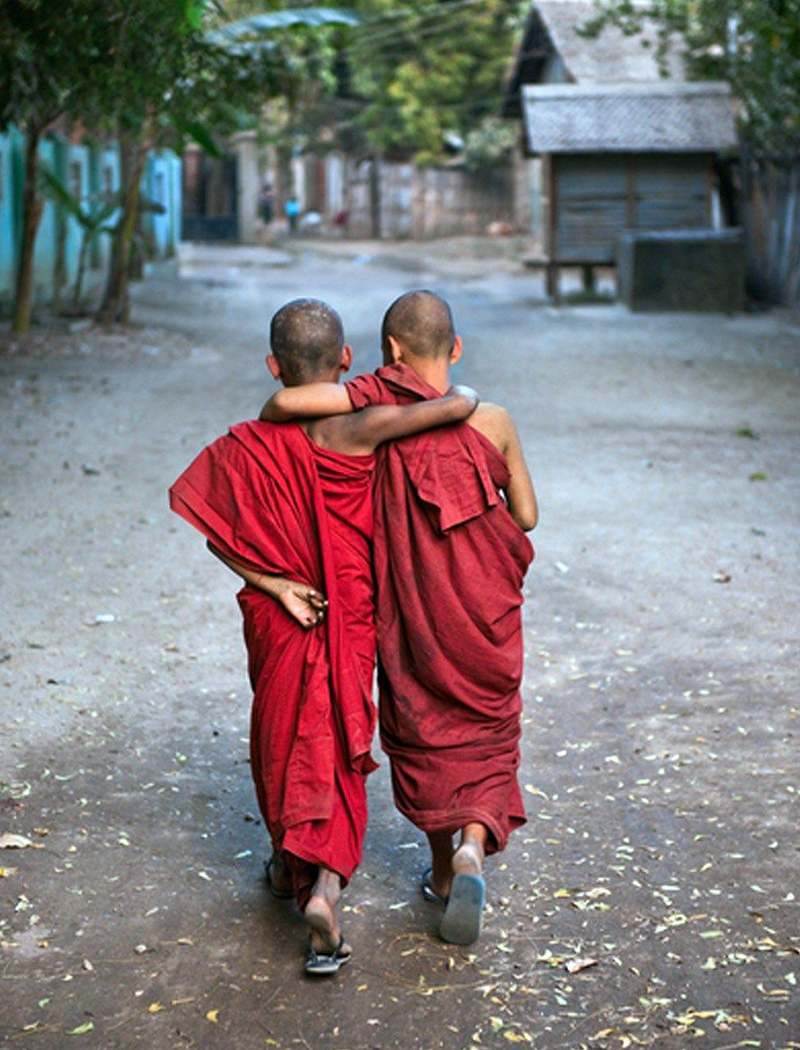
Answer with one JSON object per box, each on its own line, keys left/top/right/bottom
{"left": 169, "top": 298, "right": 478, "bottom": 974}
{"left": 260, "top": 290, "right": 537, "bottom": 946}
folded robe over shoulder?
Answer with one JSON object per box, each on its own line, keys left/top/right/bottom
{"left": 169, "top": 421, "right": 377, "bottom": 901}
{"left": 346, "top": 364, "right": 534, "bottom": 851}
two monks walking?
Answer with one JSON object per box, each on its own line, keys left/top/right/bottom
{"left": 170, "top": 291, "right": 537, "bottom": 976}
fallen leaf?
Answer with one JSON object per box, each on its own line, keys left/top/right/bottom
{"left": 565, "top": 956, "right": 598, "bottom": 974}
{"left": 0, "top": 866, "right": 17, "bottom": 877}
{"left": 0, "top": 833, "right": 33, "bottom": 849}
{"left": 147, "top": 1002, "right": 165, "bottom": 1014}
{"left": 206, "top": 1009, "right": 219, "bottom": 1023}
{"left": 69, "top": 1021, "right": 94, "bottom": 1035}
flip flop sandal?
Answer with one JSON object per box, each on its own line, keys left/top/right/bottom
{"left": 440, "top": 872, "right": 486, "bottom": 945}
{"left": 304, "top": 935, "right": 351, "bottom": 977}
{"left": 421, "top": 867, "right": 448, "bottom": 905}
{"left": 264, "top": 856, "right": 293, "bottom": 900}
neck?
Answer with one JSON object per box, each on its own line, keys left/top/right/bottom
{"left": 398, "top": 355, "right": 450, "bottom": 394}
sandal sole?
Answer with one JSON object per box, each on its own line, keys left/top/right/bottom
{"left": 440, "top": 873, "right": 485, "bottom": 945}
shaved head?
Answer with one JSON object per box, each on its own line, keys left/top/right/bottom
{"left": 270, "top": 298, "right": 344, "bottom": 384}
{"left": 381, "top": 290, "right": 455, "bottom": 359}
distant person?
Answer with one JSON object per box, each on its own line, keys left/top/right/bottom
{"left": 169, "top": 299, "right": 478, "bottom": 975}
{"left": 258, "top": 183, "right": 274, "bottom": 225}
{"left": 285, "top": 195, "right": 300, "bottom": 234}
{"left": 260, "top": 290, "right": 538, "bottom": 946}
{"left": 333, "top": 209, "right": 349, "bottom": 235}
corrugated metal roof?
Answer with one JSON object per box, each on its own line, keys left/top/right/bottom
{"left": 522, "top": 82, "right": 738, "bottom": 153}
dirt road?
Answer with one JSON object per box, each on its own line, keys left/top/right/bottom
{"left": 1, "top": 242, "right": 799, "bottom": 1049}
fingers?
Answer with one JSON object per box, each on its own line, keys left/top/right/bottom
{"left": 294, "top": 584, "right": 328, "bottom": 609}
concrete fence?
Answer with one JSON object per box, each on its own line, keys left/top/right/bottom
{"left": 0, "top": 127, "right": 181, "bottom": 313}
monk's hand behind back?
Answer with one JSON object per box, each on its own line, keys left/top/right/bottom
{"left": 275, "top": 580, "right": 328, "bottom": 629}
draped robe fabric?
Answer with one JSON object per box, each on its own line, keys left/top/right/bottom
{"left": 346, "top": 364, "right": 534, "bottom": 852}
{"left": 169, "top": 420, "right": 377, "bottom": 908}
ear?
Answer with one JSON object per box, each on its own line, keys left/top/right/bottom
{"left": 266, "top": 354, "right": 281, "bottom": 381}
{"left": 449, "top": 335, "right": 463, "bottom": 365}
{"left": 340, "top": 344, "right": 354, "bottom": 374}
{"left": 386, "top": 334, "right": 404, "bottom": 363}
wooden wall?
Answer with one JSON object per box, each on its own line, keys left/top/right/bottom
{"left": 551, "top": 152, "right": 713, "bottom": 263}
{"left": 335, "top": 157, "right": 517, "bottom": 240}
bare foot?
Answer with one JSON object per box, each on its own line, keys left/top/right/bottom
{"left": 426, "top": 830, "right": 454, "bottom": 899}
{"left": 452, "top": 823, "right": 487, "bottom": 878}
{"left": 304, "top": 868, "right": 351, "bottom": 956}
{"left": 266, "top": 850, "right": 293, "bottom": 896}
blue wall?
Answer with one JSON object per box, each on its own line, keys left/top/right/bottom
{"left": 0, "top": 128, "right": 181, "bottom": 313}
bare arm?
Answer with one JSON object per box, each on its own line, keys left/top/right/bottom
{"left": 206, "top": 541, "right": 327, "bottom": 629}
{"left": 501, "top": 419, "right": 538, "bottom": 532}
{"left": 335, "top": 385, "right": 479, "bottom": 455}
{"left": 260, "top": 383, "right": 352, "bottom": 422}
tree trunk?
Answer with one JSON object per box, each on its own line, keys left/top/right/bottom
{"left": 52, "top": 203, "right": 68, "bottom": 315}
{"left": 12, "top": 126, "right": 44, "bottom": 334}
{"left": 96, "top": 131, "right": 147, "bottom": 325}
{"left": 73, "top": 235, "right": 90, "bottom": 307}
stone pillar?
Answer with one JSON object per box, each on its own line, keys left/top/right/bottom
{"left": 230, "top": 131, "right": 259, "bottom": 244}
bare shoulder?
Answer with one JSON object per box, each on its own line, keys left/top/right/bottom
{"left": 469, "top": 401, "right": 516, "bottom": 453}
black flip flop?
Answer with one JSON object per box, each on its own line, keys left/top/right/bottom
{"left": 304, "top": 935, "right": 351, "bottom": 977}
{"left": 264, "top": 856, "right": 293, "bottom": 900}
{"left": 421, "top": 867, "right": 448, "bottom": 905}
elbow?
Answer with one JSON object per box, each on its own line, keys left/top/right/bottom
{"left": 514, "top": 507, "right": 538, "bottom": 532}
{"left": 260, "top": 391, "right": 290, "bottom": 422}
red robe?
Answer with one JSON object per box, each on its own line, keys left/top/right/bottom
{"left": 346, "top": 364, "right": 534, "bottom": 852}
{"left": 169, "top": 421, "right": 377, "bottom": 907}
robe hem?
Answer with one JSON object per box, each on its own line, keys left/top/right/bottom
{"left": 394, "top": 806, "right": 527, "bottom": 854}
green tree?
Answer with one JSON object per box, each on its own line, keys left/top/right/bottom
{"left": 91, "top": 1, "right": 355, "bottom": 324}
{"left": 0, "top": 1, "right": 102, "bottom": 333}
{"left": 581, "top": 0, "right": 800, "bottom": 154}
{"left": 349, "top": 0, "right": 523, "bottom": 163}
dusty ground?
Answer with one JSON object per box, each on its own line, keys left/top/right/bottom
{"left": 1, "top": 239, "right": 799, "bottom": 1050}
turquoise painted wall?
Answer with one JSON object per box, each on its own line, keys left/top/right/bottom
{"left": 0, "top": 133, "right": 16, "bottom": 301}
{"left": 0, "top": 127, "right": 180, "bottom": 314}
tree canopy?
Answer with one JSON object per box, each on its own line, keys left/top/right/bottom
{"left": 581, "top": 0, "right": 800, "bottom": 155}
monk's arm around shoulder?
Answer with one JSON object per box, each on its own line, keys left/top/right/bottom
{"left": 205, "top": 541, "right": 327, "bottom": 629}
{"left": 341, "top": 385, "right": 479, "bottom": 454}
{"left": 260, "top": 383, "right": 352, "bottom": 422}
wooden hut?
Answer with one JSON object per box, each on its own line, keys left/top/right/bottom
{"left": 503, "top": 3, "right": 738, "bottom": 300}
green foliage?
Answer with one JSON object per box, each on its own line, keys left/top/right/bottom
{"left": 580, "top": 0, "right": 800, "bottom": 155}
{"left": 38, "top": 164, "right": 117, "bottom": 305}
{"left": 0, "top": 0, "right": 95, "bottom": 134}
{"left": 349, "top": 0, "right": 525, "bottom": 163}
{"left": 463, "top": 117, "right": 517, "bottom": 170}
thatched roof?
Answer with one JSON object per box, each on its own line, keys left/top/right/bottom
{"left": 521, "top": 82, "right": 737, "bottom": 154}
{"left": 504, "top": 1, "right": 685, "bottom": 117}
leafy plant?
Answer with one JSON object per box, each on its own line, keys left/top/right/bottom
{"left": 38, "top": 165, "right": 166, "bottom": 309}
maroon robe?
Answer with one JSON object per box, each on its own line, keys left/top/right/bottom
{"left": 169, "top": 421, "right": 377, "bottom": 907}
{"left": 346, "top": 364, "right": 534, "bottom": 851}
